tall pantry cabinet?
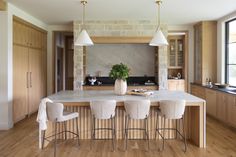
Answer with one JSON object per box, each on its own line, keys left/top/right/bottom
{"left": 13, "top": 16, "right": 47, "bottom": 123}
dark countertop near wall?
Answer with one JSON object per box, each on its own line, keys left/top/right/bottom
{"left": 84, "top": 76, "right": 158, "bottom": 86}
{"left": 191, "top": 82, "right": 236, "bottom": 95}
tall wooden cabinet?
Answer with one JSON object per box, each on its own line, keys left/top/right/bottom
{"left": 13, "top": 16, "right": 47, "bottom": 123}
{"left": 167, "top": 35, "right": 186, "bottom": 91}
{"left": 194, "top": 21, "right": 217, "bottom": 84}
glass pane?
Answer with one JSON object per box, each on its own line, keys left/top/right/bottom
{"left": 229, "top": 65, "right": 236, "bottom": 86}
{"left": 229, "top": 20, "right": 236, "bottom": 43}
{"left": 229, "top": 43, "right": 236, "bottom": 64}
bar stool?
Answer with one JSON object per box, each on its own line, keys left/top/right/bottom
{"left": 90, "top": 100, "right": 116, "bottom": 151}
{"left": 41, "top": 102, "right": 80, "bottom": 157}
{"left": 124, "top": 100, "right": 151, "bottom": 151}
{"left": 155, "top": 100, "right": 187, "bottom": 152}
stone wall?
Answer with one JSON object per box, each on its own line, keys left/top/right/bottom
{"left": 73, "top": 20, "right": 168, "bottom": 90}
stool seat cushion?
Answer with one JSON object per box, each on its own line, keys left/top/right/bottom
{"left": 57, "top": 111, "right": 79, "bottom": 122}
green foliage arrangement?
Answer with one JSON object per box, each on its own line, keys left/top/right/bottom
{"left": 109, "top": 63, "right": 130, "bottom": 81}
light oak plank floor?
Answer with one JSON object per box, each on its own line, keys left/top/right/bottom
{"left": 0, "top": 115, "right": 236, "bottom": 157}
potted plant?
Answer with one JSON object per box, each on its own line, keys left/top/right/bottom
{"left": 109, "top": 63, "right": 129, "bottom": 95}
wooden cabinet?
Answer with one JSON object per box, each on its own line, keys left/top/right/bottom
{"left": 191, "top": 84, "right": 236, "bottom": 128}
{"left": 216, "top": 92, "right": 227, "bottom": 122}
{"left": 168, "top": 35, "right": 184, "bottom": 68}
{"left": 13, "top": 45, "right": 29, "bottom": 122}
{"left": 168, "top": 80, "right": 185, "bottom": 91}
{"left": 13, "top": 16, "right": 47, "bottom": 123}
{"left": 205, "top": 89, "right": 217, "bottom": 117}
{"left": 226, "top": 95, "right": 236, "bottom": 127}
{"left": 194, "top": 21, "right": 217, "bottom": 84}
{"left": 191, "top": 84, "right": 205, "bottom": 99}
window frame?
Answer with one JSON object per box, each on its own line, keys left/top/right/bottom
{"left": 225, "top": 18, "right": 236, "bottom": 87}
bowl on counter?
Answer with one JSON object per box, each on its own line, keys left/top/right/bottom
{"left": 214, "top": 83, "right": 230, "bottom": 88}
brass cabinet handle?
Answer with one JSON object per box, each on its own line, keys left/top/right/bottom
{"left": 30, "top": 72, "right": 32, "bottom": 88}
{"left": 26, "top": 72, "right": 29, "bottom": 88}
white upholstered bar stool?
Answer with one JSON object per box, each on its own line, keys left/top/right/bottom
{"left": 124, "top": 100, "right": 151, "bottom": 151}
{"left": 90, "top": 100, "right": 116, "bottom": 151}
{"left": 155, "top": 100, "right": 187, "bottom": 152}
{"left": 41, "top": 102, "right": 79, "bottom": 157}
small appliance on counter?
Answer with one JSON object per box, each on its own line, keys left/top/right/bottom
{"left": 88, "top": 77, "right": 97, "bottom": 85}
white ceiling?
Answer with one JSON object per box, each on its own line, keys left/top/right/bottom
{"left": 6, "top": 0, "right": 236, "bottom": 25}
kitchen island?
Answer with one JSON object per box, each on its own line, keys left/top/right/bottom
{"left": 41, "top": 90, "right": 206, "bottom": 148}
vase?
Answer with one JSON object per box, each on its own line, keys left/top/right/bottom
{"left": 114, "top": 79, "right": 127, "bottom": 95}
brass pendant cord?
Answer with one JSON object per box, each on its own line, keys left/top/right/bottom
{"left": 81, "top": 0, "right": 87, "bottom": 29}
{"left": 156, "top": 0, "right": 161, "bottom": 29}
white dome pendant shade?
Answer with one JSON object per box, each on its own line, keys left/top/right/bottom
{"left": 149, "top": 27, "right": 168, "bottom": 46}
{"left": 75, "top": 29, "right": 94, "bottom": 46}
{"left": 149, "top": 0, "right": 168, "bottom": 46}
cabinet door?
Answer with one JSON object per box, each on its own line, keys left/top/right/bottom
{"left": 191, "top": 85, "right": 205, "bottom": 99}
{"left": 28, "top": 48, "right": 42, "bottom": 114}
{"left": 13, "top": 45, "right": 29, "bottom": 122}
{"left": 41, "top": 33, "right": 47, "bottom": 96}
{"left": 13, "top": 21, "right": 28, "bottom": 46}
{"left": 177, "top": 39, "right": 184, "bottom": 67}
{"left": 227, "top": 95, "right": 236, "bottom": 127}
{"left": 194, "top": 24, "right": 202, "bottom": 84}
{"left": 168, "top": 80, "right": 177, "bottom": 91}
{"left": 216, "top": 92, "right": 227, "bottom": 122}
{"left": 176, "top": 80, "right": 185, "bottom": 91}
{"left": 205, "top": 89, "right": 217, "bottom": 117}
{"left": 168, "top": 39, "right": 176, "bottom": 67}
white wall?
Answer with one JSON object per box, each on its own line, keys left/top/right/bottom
{"left": 168, "top": 25, "right": 194, "bottom": 91}
{"left": 217, "top": 11, "right": 236, "bottom": 83}
{"left": 0, "top": 3, "right": 48, "bottom": 130}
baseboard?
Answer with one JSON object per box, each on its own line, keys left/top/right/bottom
{"left": 0, "top": 122, "right": 12, "bottom": 130}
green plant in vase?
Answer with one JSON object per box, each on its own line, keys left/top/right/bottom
{"left": 109, "top": 63, "right": 129, "bottom": 95}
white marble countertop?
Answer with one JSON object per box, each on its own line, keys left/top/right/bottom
{"left": 48, "top": 90, "right": 205, "bottom": 103}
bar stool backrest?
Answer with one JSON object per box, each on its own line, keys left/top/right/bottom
{"left": 159, "top": 100, "right": 186, "bottom": 119}
{"left": 124, "top": 100, "right": 151, "bottom": 119}
{"left": 90, "top": 100, "right": 116, "bottom": 119}
{"left": 46, "top": 102, "right": 64, "bottom": 122}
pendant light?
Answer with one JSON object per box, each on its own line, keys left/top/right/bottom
{"left": 75, "top": 0, "right": 94, "bottom": 46}
{"left": 149, "top": 0, "right": 168, "bottom": 46}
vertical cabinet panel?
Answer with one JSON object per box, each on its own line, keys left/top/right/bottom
{"left": 216, "top": 92, "right": 227, "bottom": 122}
{"left": 28, "top": 49, "right": 42, "bottom": 114}
{"left": 205, "top": 89, "right": 217, "bottom": 117}
{"left": 194, "top": 21, "right": 217, "bottom": 84}
{"left": 13, "top": 45, "right": 29, "bottom": 122}
{"left": 227, "top": 95, "right": 236, "bottom": 127}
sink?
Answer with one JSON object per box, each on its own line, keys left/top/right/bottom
{"left": 225, "top": 87, "right": 236, "bottom": 93}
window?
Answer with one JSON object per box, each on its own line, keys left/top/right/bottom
{"left": 226, "top": 18, "right": 236, "bottom": 86}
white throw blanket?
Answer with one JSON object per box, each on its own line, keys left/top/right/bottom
{"left": 36, "top": 98, "right": 53, "bottom": 130}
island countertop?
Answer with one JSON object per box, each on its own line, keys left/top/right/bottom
{"left": 48, "top": 90, "right": 205, "bottom": 104}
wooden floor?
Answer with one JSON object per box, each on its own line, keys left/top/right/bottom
{"left": 0, "top": 115, "right": 236, "bottom": 157}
